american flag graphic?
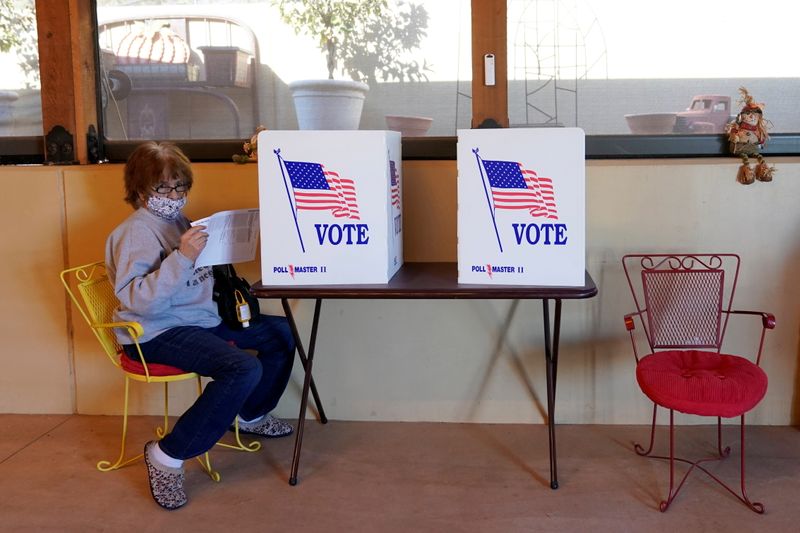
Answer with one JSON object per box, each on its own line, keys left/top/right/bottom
{"left": 284, "top": 160, "right": 360, "bottom": 220}
{"left": 389, "top": 160, "right": 400, "bottom": 209}
{"left": 482, "top": 159, "right": 558, "bottom": 219}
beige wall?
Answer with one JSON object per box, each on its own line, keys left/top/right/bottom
{"left": 2, "top": 158, "right": 799, "bottom": 425}
{"left": 0, "top": 167, "right": 73, "bottom": 413}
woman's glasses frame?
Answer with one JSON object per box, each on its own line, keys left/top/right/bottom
{"left": 152, "top": 183, "right": 189, "bottom": 195}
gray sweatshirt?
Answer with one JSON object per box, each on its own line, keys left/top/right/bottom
{"left": 105, "top": 207, "right": 221, "bottom": 344}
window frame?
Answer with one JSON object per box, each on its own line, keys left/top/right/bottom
{"left": 0, "top": 137, "right": 45, "bottom": 165}
{"left": 2, "top": 0, "right": 800, "bottom": 164}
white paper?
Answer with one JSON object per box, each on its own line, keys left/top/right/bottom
{"left": 190, "top": 208, "right": 260, "bottom": 268}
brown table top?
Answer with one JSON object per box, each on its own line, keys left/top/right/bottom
{"left": 252, "top": 262, "right": 597, "bottom": 300}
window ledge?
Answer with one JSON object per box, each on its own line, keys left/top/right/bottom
{"left": 91, "top": 133, "right": 800, "bottom": 164}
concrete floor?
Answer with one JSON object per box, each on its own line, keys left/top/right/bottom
{"left": 1, "top": 415, "right": 798, "bottom": 532}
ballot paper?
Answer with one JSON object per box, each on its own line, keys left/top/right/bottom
{"left": 190, "top": 208, "right": 260, "bottom": 267}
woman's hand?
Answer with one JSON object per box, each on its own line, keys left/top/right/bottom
{"left": 179, "top": 225, "right": 208, "bottom": 262}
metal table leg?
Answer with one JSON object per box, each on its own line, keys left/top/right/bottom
{"left": 542, "top": 298, "right": 562, "bottom": 489}
{"left": 281, "top": 298, "right": 325, "bottom": 485}
{"left": 282, "top": 296, "right": 564, "bottom": 488}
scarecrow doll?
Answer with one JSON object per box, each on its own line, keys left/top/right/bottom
{"left": 725, "top": 87, "right": 774, "bottom": 184}
{"left": 233, "top": 125, "right": 267, "bottom": 163}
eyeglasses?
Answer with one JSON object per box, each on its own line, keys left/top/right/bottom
{"left": 152, "top": 183, "right": 189, "bottom": 195}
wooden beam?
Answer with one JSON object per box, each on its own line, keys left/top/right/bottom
{"left": 36, "top": 0, "right": 98, "bottom": 164}
{"left": 471, "top": 0, "right": 508, "bottom": 128}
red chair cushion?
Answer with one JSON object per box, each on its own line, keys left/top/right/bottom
{"left": 636, "top": 350, "right": 767, "bottom": 418}
{"left": 119, "top": 352, "right": 188, "bottom": 377}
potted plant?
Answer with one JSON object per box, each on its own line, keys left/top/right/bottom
{"left": 273, "top": 0, "right": 429, "bottom": 130}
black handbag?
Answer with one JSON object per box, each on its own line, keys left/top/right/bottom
{"left": 212, "top": 264, "right": 260, "bottom": 330}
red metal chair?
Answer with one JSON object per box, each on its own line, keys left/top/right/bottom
{"left": 622, "top": 253, "right": 775, "bottom": 513}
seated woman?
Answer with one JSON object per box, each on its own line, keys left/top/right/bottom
{"left": 105, "top": 141, "right": 295, "bottom": 510}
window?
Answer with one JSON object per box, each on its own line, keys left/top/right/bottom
{"left": 506, "top": 0, "right": 800, "bottom": 150}
{"left": 3, "top": 0, "right": 799, "bottom": 163}
{"left": 0, "top": 0, "right": 42, "bottom": 163}
{"left": 95, "top": 0, "right": 472, "bottom": 144}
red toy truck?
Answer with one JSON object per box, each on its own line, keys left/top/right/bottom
{"left": 673, "top": 94, "right": 732, "bottom": 133}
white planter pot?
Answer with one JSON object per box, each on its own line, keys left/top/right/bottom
{"left": 385, "top": 115, "right": 433, "bottom": 137}
{"left": 289, "top": 79, "right": 369, "bottom": 130}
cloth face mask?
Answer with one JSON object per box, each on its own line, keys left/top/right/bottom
{"left": 147, "top": 195, "right": 187, "bottom": 221}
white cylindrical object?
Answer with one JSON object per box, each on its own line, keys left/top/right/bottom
{"left": 289, "top": 79, "right": 369, "bottom": 130}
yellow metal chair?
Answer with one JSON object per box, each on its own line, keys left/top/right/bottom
{"left": 60, "top": 261, "right": 260, "bottom": 481}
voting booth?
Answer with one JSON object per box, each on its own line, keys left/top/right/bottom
{"left": 258, "top": 130, "right": 403, "bottom": 285}
{"left": 457, "top": 128, "right": 585, "bottom": 286}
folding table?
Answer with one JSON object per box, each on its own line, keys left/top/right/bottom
{"left": 251, "top": 261, "right": 597, "bottom": 488}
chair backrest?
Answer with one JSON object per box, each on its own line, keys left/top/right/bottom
{"left": 60, "top": 261, "right": 123, "bottom": 368}
{"left": 622, "top": 253, "right": 740, "bottom": 351}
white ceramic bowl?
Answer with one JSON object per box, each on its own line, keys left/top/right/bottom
{"left": 385, "top": 115, "right": 433, "bottom": 137}
{"left": 624, "top": 113, "right": 677, "bottom": 134}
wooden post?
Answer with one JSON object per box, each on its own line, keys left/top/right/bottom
{"left": 471, "top": 0, "right": 508, "bottom": 128}
{"left": 36, "top": 0, "right": 98, "bottom": 164}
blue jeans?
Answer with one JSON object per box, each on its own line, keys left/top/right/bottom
{"left": 123, "top": 315, "right": 295, "bottom": 460}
